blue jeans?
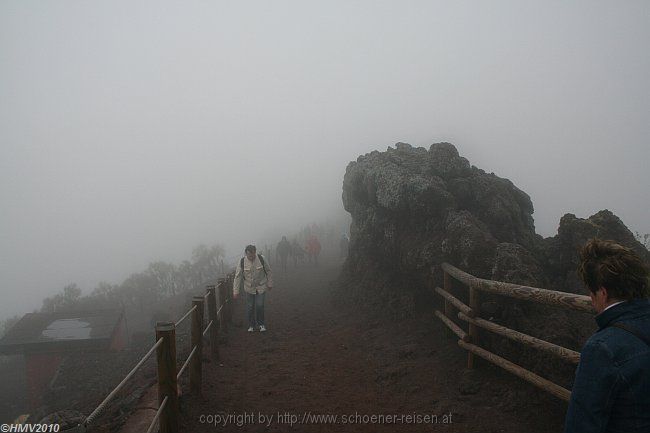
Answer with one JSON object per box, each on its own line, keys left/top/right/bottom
{"left": 246, "top": 291, "right": 265, "bottom": 328}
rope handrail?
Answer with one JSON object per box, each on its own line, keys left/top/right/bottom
{"left": 175, "top": 304, "right": 197, "bottom": 327}
{"left": 202, "top": 320, "right": 214, "bottom": 337}
{"left": 85, "top": 337, "right": 164, "bottom": 426}
{"left": 81, "top": 271, "right": 235, "bottom": 432}
{"left": 441, "top": 262, "right": 593, "bottom": 313}
{"left": 177, "top": 346, "right": 198, "bottom": 380}
{"left": 145, "top": 396, "right": 168, "bottom": 433}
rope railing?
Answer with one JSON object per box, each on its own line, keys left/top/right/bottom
{"left": 152, "top": 273, "right": 235, "bottom": 432}
{"left": 203, "top": 320, "right": 214, "bottom": 337}
{"left": 177, "top": 346, "right": 198, "bottom": 380}
{"left": 433, "top": 262, "right": 593, "bottom": 402}
{"left": 79, "top": 272, "right": 236, "bottom": 432}
{"left": 84, "top": 337, "right": 164, "bottom": 427}
{"left": 175, "top": 304, "right": 197, "bottom": 327}
{"left": 145, "top": 396, "right": 168, "bottom": 433}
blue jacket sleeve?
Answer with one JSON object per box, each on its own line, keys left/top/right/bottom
{"left": 564, "top": 338, "right": 620, "bottom": 433}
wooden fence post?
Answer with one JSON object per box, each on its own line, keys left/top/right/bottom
{"left": 443, "top": 270, "right": 453, "bottom": 337}
{"left": 219, "top": 282, "right": 228, "bottom": 332}
{"left": 467, "top": 286, "right": 480, "bottom": 369}
{"left": 156, "top": 322, "right": 179, "bottom": 433}
{"left": 226, "top": 276, "right": 233, "bottom": 324}
{"left": 190, "top": 297, "right": 204, "bottom": 395}
{"left": 206, "top": 285, "right": 220, "bottom": 360}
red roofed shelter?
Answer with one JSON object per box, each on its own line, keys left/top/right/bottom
{"left": 0, "top": 309, "right": 127, "bottom": 409}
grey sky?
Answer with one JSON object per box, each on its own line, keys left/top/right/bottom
{"left": 1, "top": 1, "right": 648, "bottom": 320}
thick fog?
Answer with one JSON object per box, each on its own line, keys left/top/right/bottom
{"left": 1, "top": 1, "right": 648, "bottom": 321}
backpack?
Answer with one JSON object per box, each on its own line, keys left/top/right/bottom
{"left": 609, "top": 322, "right": 650, "bottom": 347}
{"left": 240, "top": 254, "right": 267, "bottom": 275}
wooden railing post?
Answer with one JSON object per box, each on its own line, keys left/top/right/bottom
{"left": 206, "top": 285, "right": 220, "bottom": 360}
{"left": 226, "top": 276, "right": 233, "bottom": 324}
{"left": 218, "top": 282, "right": 228, "bottom": 332}
{"left": 467, "top": 286, "right": 480, "bottom": 369}
{"left": 443, "top": 270, "right": 453, "bottom": 337}
{"left": 155, "top": 322, "right": 179, "bottom": 433}
{"left": 190, "top": 297, "right": 204, "bottom": 395}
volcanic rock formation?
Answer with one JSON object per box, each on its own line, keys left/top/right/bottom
{"left": 340, "top": 142, "right": 648, "bottom": 385}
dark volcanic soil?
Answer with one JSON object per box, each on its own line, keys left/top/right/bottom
{"left": 178, "top": 257, "right": 568, "bottom": 433}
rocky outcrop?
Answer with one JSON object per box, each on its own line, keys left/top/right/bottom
{"left": 342, "top": 143, "right": 545, "bottom": 292}
{"left": 340, "top": 142, "right": 648, "bottom": 384}
{"left": 342, "top": 143, "right": 542, "bottom": 284}
{"left": 543, "top": 210, "right": 649, "bottom": 293}
{"left": 342, "top": 142, "right": 647, "bottom": 301}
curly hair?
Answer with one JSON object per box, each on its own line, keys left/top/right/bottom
{"left": 578, "top": 239, "right": 649, "bottom": 300}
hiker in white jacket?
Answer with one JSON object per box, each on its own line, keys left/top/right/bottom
{"left": 233, "top": 245, "right": 273, "bottom": 332}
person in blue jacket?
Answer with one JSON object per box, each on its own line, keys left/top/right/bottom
{"left": 564, "top": 239, "right": 650, "bottom": 433}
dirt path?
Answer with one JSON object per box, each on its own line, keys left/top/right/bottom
{"left": 179, "top": 257, "right": 567, "bottom": 433}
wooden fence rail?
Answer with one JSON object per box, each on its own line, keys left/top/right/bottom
{"left": 150, "top": 274, "right": 234, "bottom": 433}
{"left": 433, "top": 262, "right": 593, "bottom": 402}
{"left": 441, "top": 263, "right": 593, "bottom": 312}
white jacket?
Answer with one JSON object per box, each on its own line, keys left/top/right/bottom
{"left": 233, "top": 254, "right": 273, "bottom": 295}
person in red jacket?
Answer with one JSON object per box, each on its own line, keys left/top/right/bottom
{"left": 306, "top": 235, "right": 322, "bottom": 266}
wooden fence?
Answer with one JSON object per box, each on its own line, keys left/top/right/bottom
{"left": 152, "top": 274, "right": 234, "bottom": 433}
{"left": 82, "top": 273, "right": 235, "bottom": 433}
{"left": 433, "top": 262, "right": 593, "bottom": 402}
